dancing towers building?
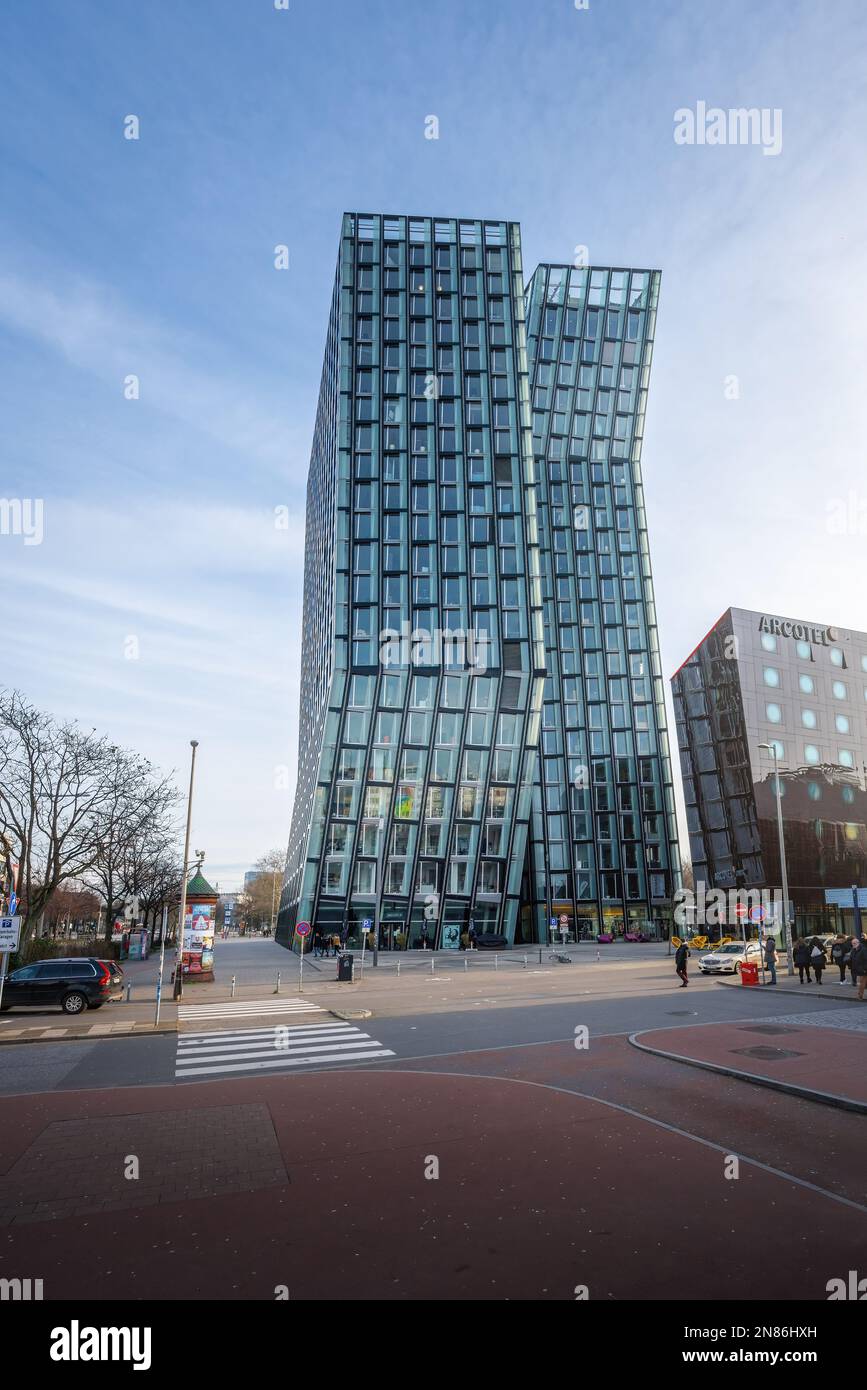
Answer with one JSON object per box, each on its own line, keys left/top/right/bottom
{"left": 278, "top": 213, "right": 546, "bottom": 950}
{"left": 522, "top": 264, "right": 681, "bottom": 941}
{"left": 278, "top": 218, "right": 680, "bottom": 949}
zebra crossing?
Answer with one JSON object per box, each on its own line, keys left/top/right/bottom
{"left": 177, "top": 998, "right": 325, "bottom": 1023}
{"left": 174, "top": 1019, "right": 396, "bottom": 1081}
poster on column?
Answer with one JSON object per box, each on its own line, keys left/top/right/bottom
{"left": 183, "top": 903, "right": 215, "bottom": 975}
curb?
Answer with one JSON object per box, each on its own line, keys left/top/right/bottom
{"left": 628, "top": 1029, "right": 867, "bottom": 1115}
{"left": 0, "top": 1024, "right": 178, "bottom": 1046}
{"left": 715, "top": 976, "right": 864, "bottom": 1003}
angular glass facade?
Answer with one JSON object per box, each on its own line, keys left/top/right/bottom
{"left": 523, "top": 264, "right": 680, "bottom": 942}
{"left": 278, "top": 213, "right": 546, "bottom": 950}
{"left": 279, "top": 219, "right": 680, "bottom": 950}
{"left": 672, "top": 607, "right": 867, "bottom": 937}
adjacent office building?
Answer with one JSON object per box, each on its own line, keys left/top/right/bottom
{"left": 278, "top": 212, "right": 678, "bottom": 948}
{"left": 672, "top": 607, "right": 867, "bottom": 936}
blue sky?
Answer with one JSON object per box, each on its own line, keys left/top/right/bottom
{"left": 2, "top": 0, "right": 866, "bottom": 888}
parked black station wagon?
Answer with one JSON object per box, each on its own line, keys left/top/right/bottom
{"left": 0, "top": 958, "right": 124, "bottom": 1015}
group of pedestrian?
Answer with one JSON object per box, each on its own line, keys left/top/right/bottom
{"left": 312, "top": 930, "right": 342, "bottom": 958}
{"left": 675, "top": 932, "right": 867, "bottom": 997}
{"left": 792, "top": 936, "right": 828, "bottom": 984}
{"left": 791, "top": 934, "right": 864, "bottom": 987}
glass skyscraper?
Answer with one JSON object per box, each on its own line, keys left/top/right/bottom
{"left": 279, "top": 213, "right": 546, "bottom": 951}
{"left": 523, "top": 264, "right": 680, "bottom": 943}
{"left": 278, "top": 216, "right": 679, "bottom": 950}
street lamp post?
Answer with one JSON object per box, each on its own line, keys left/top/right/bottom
{"left": 758, "top": 742, "right": 794, "bottom": 977}
{"left": 173, "top": 740, "right": 199, "bottom": 1001}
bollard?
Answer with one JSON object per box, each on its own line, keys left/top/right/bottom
{"left": 430, "top": 955, "right": 435, "bottom": 975}
{"left": 523, "top": 954, "right": 527, "bottom": 969}
{"left": 397, "top": 960, "right": 401, "bottom": 978}
{"left": 125, "top": 982, "right": 132, "bottom": 1003}
{"left": 464, "top": 956, "right": 468, "bottom": 972}
{"left": 275, "top": 971, "right": 281, "bottom": 995}
{"left": 231, "top": 975, "right": 236, "bottom": 998}
{"left": 495, "top": 954, "right": 499, "bottom": 971}
{"left": 595, "top": 949, "right": 600, "bottom": 963}
{"left": 539, "top": 948, "right": 543, "bottom": 965}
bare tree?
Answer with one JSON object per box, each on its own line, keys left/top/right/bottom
{"left": 133, "top": 844, "right": 183, "bottom": 942}
{"left": 0, "top": 690, "right": 182, "bottom": 945}
{"left": 241, "top": 848, "right": 285, "bottom": 933}
{"left": 43, "top": 884, "right": 101, "bottom": 937}
{"left": 0, "top": 692, "right": 132, "bottom": 941}
{"left": 86, "top": 758, "right": 181, "bottom": 942}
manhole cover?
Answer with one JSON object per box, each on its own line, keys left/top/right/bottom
{"left": 731, "top": 1046, "right": 806, "bottom": 1061}
{"left": 738, "top": 1024, "right": 801, "bottom": 1036}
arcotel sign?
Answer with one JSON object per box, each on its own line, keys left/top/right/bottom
{"left": 758, "top": 615, "right": 839, "bottom": 645}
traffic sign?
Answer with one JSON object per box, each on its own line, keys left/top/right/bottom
{"left": 295, "top": 921, "right": 311, "bottom": 936}
{"left": 559, "top": 914, "right": 568, "bottom": 927}
{"left": 749, "top": 905, "right": 766, "bottom": 923}
{"left": 734, "top": 903, "right": 748, "bottom": 918}
{"left": 362, "top": 918, "right": 372, "bottom": 933}
{"left": 0, "top": 917, "right": 21, "bottom": 952}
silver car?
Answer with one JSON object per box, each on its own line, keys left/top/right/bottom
{"left": 699, "top": 941, "right": 763, "bottom": 975}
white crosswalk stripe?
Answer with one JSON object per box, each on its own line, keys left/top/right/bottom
{"left": 177, "top": 998, "right": 324, "bottom": 1021}
{"left": 174, "top": 1021, "right": 396, "bottom": 1080}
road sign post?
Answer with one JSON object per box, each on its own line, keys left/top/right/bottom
{"left": 360, "top": 918, "right": 371, "bottom": 977}
{"left": 0, "top": 916, "right": 22, "bottom": 1016}
{"left": 296, "top": 921, "right": 310, "bottom": 992}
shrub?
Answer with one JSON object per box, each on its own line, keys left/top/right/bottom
{"left": 10, "top": 936, "right": 121, "bottom": 969}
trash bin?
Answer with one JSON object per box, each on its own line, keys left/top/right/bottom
{"left": 740, "top": 961, "right": 759, "bottom": 986}
{"left": 337, "top": 952, "right": 354, "bottom": 983}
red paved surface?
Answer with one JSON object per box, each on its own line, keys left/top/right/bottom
{"left": 633, "top": 1021, "right": 867, "bottom": 1106}
{"left": 1, "top": 1063, "right": 864, "bottom": 1301}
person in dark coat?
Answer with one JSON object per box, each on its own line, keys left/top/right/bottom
{"left": 830, "top": 934, "right": 849, "bottom": 983}
{"left": 793, "top": 938, "right": 811, "bottom": 984}
{"left": 674, "top": 940, "right": 690, "bottom": 987}
{"left": 851, "top": 939, "right": 867, "bottom": 1000}
{"left": 763, "top": 935, "right": 777, "bottom": 985}
{"left": 810, "top": 937, "right": 826, "bottom": 984}
{"left": 849, "top": 937, "right": 860, "bottom": 987}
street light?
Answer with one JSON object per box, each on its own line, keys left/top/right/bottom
{"left": 757, "top": 742, "right": 794, "bottom": 977}
{"left": 173, "top": 740, "right": 199, "bottom": 1001}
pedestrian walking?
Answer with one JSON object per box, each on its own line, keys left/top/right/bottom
{"left": 851, "top": 939, "right": 867, "bottom": 1000}
{"left": 763, "top": 935, "right": 777, "bottom": 985}
{"left": 831, "top": 934, "right": 849, "bottom": 983}
{"left": 793, "top": 937, "right": 811, "bottom": 984}
{"left": 674, "top": 939, "right": 690, "bottom": 987}
{"left": 810, "top": 937, "right": 826, "bottom": 984}
{"left": 849, "top": 937, "right": 860, "bottom": 987}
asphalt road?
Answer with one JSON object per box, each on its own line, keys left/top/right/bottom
{"left": 0, "top": 963, "right": 855, "bottom": 1093}
{"left": 2, "top": 949, "right": 864, "bottom": 1302}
